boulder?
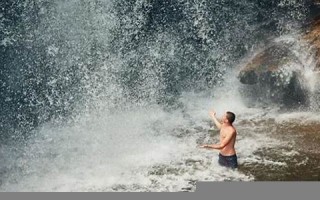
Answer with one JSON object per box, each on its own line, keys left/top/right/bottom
{"left": 238, "top": 42, "right": 309, "bottom": 107}
{"left": 304, "top": 15, "right": 320, "bottom": 71}
{"left": 238, "top": 44, "right": 302, "bottom": 85}
{"left": 238, "top": 16, "right": 320, "bottom": 108}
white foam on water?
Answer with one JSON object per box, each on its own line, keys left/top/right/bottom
{"left": 1, "top": 55, "right": 311, "bottom": 191}
{"left": 0, "top": 107, "right": 180, "bottom": 191}
{"left": 1, "top": 90, "right": 286, "bottom": 191}
{"left": 4, "top": 59, "right": 314, "bottom": 191}
{"left": 274, "top": 111, "right": 320, "bottom": 123}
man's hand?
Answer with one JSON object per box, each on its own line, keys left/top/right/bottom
{"left": 199, "top": 144, "right": 220, "bottom": 149}
{"left": 199, "top": 144, "right": 214, "bottom": 149}
{"left": 209, "top": 109, "right": 222, "bottom": 129}
{"left": 209, "top": 110, "right": 216, "bottom": 118}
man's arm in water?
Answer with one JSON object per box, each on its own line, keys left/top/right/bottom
{"left": 199, "top": 130, "right": 235, "bottom": 149}
{"left": 210, "top": 110, "right": 221, "bottom": 130}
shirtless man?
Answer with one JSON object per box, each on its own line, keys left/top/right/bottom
{"left": 200, "top": 110, "right": 238, "bottom": 169}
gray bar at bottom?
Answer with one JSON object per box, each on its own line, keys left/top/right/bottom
{"left": 196, "top": 182, "right": 320, "bottom": 200}
{"left": 1, "top": 182, "right": 320, "bottom": 200}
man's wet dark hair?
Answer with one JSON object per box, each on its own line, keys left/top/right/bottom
{"left": 226, "top": 111, "right": 236, "bottom": 124}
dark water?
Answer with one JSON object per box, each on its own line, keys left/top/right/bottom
{"left": 237, "top": 117, "right": 320, "bottom": 181}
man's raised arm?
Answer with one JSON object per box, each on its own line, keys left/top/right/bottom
{"left": 210, "top": 110, "right": 221, "bottom": 130}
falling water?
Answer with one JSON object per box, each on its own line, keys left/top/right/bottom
{"left": 0, "top": 0, "right": 319, "bottom": 191}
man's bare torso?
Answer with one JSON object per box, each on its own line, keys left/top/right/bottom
{"left": 219, "top": 124, "right": 237, "bottom": 156}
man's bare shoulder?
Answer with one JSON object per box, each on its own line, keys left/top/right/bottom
{"left": 225, "top": 126, "right": 236, "bottom": 135}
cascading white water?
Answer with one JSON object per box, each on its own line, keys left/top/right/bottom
{"left": 272, "top": 34, "right": 320, "bottom": 111}
{"left": 1, "top": 0, "right": 319, "bottom": 191}
{"left": 1, "top": 92, "right": 287, "bottom": 191}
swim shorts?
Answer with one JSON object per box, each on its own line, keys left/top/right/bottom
{"left": 218, "top": 153, "right": 238, "bottom": 169}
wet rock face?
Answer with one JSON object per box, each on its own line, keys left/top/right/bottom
{"left": 238, "top": 43, "right": 308, "bottom": 108}
{"left": 238, "top": 44, "right": 301, "bottom": 85}
{"left": 305, "top": 16, "right": 320, "bottom": 71}
{"left": 239, "top": 16, "right": 320, "bottom": 108}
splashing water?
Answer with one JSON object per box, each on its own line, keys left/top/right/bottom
{"left": 0, "top": 0, "right": 319, "bottom": 191}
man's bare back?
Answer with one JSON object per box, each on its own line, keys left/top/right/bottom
{"left": 199, "top": 110, "right": 238, "bottom": 168}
